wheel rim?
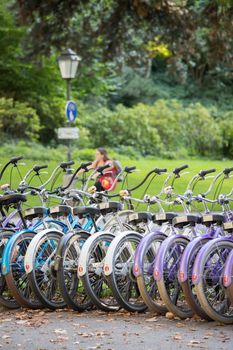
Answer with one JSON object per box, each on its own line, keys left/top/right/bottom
{"left": 113, "top": 237, "right": 146, "bottom": 309}
{"left": 162, "top": 240, "right": 191, "bottom": 314}
{"left": 32, "top": 235, "right": 64, "bottom": 306}
{"left": 87, "top": 237, "right": 118, "bottom": 308}
{"left": 62, "top": 239, "right": 91, "bottom": 307}
{"left": 201, "top": 244, "right": 233, "bottom": 319}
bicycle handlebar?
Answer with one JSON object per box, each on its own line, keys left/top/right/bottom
{"left": 199, "top": 168, "right": 216, "bottom": 177}
{"left": 154, "top": 167, "right": 167, "bottom": 174}
{"left": 127, "top": 167, "right": 166, "bottom": 192}
{"left": 80, "top": 161, "right": 92, "bottom": 170}
{"left": 33, "top": 164, "right": 48, "bottom": 173}
{"left": 124, "top": 166, "right": 136, "bottom": 173}
{"left": 60, "top": 161, "right": 75, "bottom": 169}
{"left": 96, "top": 164, "right": 112, "bottom": 173}
{"left": 223, "top": 167, "right": 233, "bottom": 175}
{"left": 173, "top": 164, "right": 189, "bottom": 175}
{"left": 10, "top": 156, "right": 23, "bottom": 164}
{"left": 0, "top": 156, "right": 24, "bottom": 180}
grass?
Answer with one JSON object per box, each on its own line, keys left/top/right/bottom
{"left": 1, "top": 156, "right": 232, "bottom": 212}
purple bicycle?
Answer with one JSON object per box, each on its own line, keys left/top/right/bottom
{"left": 192, "top": 206, "right": 233, "bottom": 324}
{"left": 179, "top": 167, "right": 233, "bottom": 320}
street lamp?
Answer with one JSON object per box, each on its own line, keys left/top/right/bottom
{"left": 58, "top": 49, "right": 81, "bottom": 161}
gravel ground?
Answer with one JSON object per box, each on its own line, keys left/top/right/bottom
{"left": 0, "top": 307, "right": 232, "bottom": 350}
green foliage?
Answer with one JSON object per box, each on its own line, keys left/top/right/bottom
{"left": 0, "top": 140, "right": 68, "bottom": 161}
{"left": 79, "top": 99, "right": 230, "bottom": 159}
{"left": 0, "top": 0, "right": 232, "bottom": 162}
{"left": 219, "top": 112, "right": 233, "bottom": 158}
{"left": 0, "top": 98, "right": 40, "bottom": 141}
{"left": 82, "top": 104, "right": 162, "bottom": 156}
{"left": 183, "top": 103, "right": 222, "bottom": 156}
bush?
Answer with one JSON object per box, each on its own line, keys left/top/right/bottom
{"left": 82, "top": 104, "right": 162, "bottom": 156}
{"left": 183, "top": 103, "right": 222, "bottom": 157}
{"left": 0, "top": 98, "right": 40, "bottom": 141}
{"left": 0, "top": 140, "right": 66, "bottom": 161}
{"left": 219, "top": 111, "right": 233, "bottom": 159}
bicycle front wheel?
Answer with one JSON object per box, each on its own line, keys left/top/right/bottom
{"left": 0, "top": 230, "right": 19, "bottom": 309}
{"left": 195, "top": 240, "right": 233, "bottom": 324}
{"left": 156, "top": 235, "right": 193, "bottom": 319}
{"left": 57, "top": 231, "right": 93, "bottom": 311}
{"left": 136, "top": 232, "right": 167, "bottom": 314}
{"left": 80, "top": 233, "right": 120, "bottom": 312}
{"left": 27, "top": 230, "right": 65, "bottom": 309}
{"left": 4, "top": 231, "right": 43, "bottom": 309}
{"left": 105, "top": 231, "right": 147, "bottom": 312}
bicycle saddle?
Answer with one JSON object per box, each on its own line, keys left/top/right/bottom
{"left": 0, "top": 193, "right": 27, "bottom": 206}
{"left": 24, "top": 207, "right": 47, "bottom": 220}
{"left": 153, "top": 212, "right": 178, "bottom": 225}
{"left": 49, "top": 205, "right": 72, "bottom": 217}
{"left": 173, "top": 214, "right": 202, "bottom": 228}
{"left": 202, "top": 213, "right": 225, "bottom": 226}
{"left": 223, "top": 221, "right": 233, "bottom": 231}
{"left": 128, "top": 212, "right": 152, "bottom": 225}
{"left": 73, "top": 206, "right": 100, "bottom": 218}
{"left": 97, "top": 202, "right": 123, "bottom": 215}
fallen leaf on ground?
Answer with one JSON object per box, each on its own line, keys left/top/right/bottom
{"left": 54, "top": 329, "right": 67, "bottom": 334}
{"left": 173, "top": 334, "right": 182, "bottom": 340}
{"left": 146, "top": 317, "right": 158, "bottom": 322}
{"left": 176, "top": 322, "right": 185, "bottom": 328}
{"left": 166, "top": 312, "right": 175, "bottom": 320}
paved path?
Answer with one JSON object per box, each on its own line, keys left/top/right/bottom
{"left": 0, "top": 308, "right": 232, "bottom": 350}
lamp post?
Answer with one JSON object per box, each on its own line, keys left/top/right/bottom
{"left": 58, "top": 49, "right": 81, "bottom": 161}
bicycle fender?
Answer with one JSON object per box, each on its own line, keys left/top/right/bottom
{"left": 78, "top": 231, "right": 114, "bottom": 277}
{"left": 133, "top": 230, "right": 167, "bottom": 278}
{"left": 2, "top": 229, "right": 36, "bottom": 275}
{"left": 153, "top": 234, "right": 190, "bottom": 281}
{"left": 24, "top": 228, "right": 63, "bottom": 274}
{"left": 192, "top": 237, "right": 233, "bottom": 285}
{"left": 178, "top": 236, "right": 211, "bottom": 283}
{"left": 223, "top": 250, "right": 233, "bottom": 287}
{"left": 54, "top": 230, "right": 91, "bottom": 271}
{"left": 104, "top": 231, "right": 142, "bottom": 276}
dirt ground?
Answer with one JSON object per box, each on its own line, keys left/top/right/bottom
{"left": 0, "top": 307, "right": 232, "bottom": 350}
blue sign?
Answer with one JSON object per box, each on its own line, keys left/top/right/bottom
{"left": 66, "top": 101, "right": 78, "bottom": 123}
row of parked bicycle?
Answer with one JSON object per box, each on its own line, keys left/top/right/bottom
{"left": 0, "top": 156, "right": 232, "bottom": 324}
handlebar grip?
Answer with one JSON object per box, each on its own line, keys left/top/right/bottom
{"left": 33, "top": 164, "right": 48, "bottom": 172}
{"left": 199, "top": 168, "right": 216, "bottom": 177}
{"left": 223, "top": 167, "right": 233, "bottom": 175}
{"left": 154, "top": 167, "right": 167, "bottom": 174}
{"left": 10, "top": 156, "right": 23, "bottom": 164}
{"left": 97, "top": 164, "right": 111, "bottom": 173}
{"left": 60, "top": 161, "right": 75, "bottom": 169}
{"left": 124, "top": 166, "right": 136, "bottom": 173}
{"left": 80, "top": 161, "right": 92, "bottom": 169}
{"left": 173, "top": 164, "right": 189, "bottom": 174}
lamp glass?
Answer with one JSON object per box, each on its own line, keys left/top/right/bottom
{"left": 58, "top": 49, "right": 81, "bottom": 79}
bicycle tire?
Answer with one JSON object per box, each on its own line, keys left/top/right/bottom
{"left": 57, "top": 231, "right": 93, "bottom": 311}
{"left": 27, "top": 230, "right": 65, "bottom": 309}
{"left": 0, "top": 230, "right": 19, "bottom": 309}
{"left": 156, "top": 235, "right": 193, "bottom": 319}
{"left": 4, "top": 231, "right": 44, "bottom": 309}
{"left": 80, "top": 232, "right": 120, "bottom": 312}
{"left": 106, "top": 232, "right": 147, "bottom": 312}
{"left": 136, "top": 232, "right": 167, "bottom": 314}
{"left": 195, "top": 240, "right": 233, "bottom": 324}
{"left": 180, "top": 237, "right": 212, "bottom": 320}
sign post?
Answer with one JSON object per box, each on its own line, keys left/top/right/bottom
{"left": 64, "top": 100, "right": 78, "bottom": 161}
